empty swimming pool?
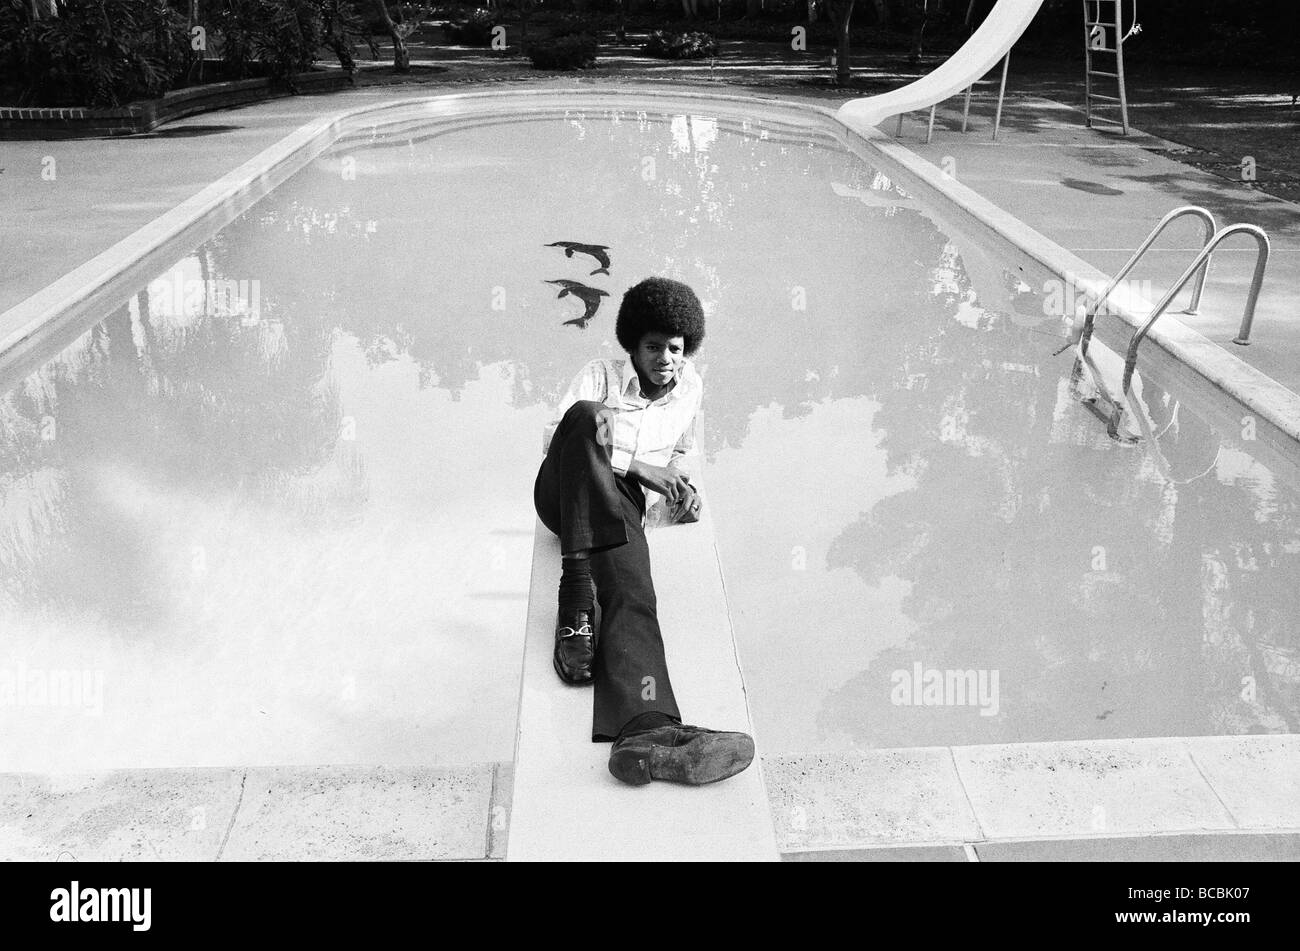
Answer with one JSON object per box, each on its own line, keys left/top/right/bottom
{"left": 1, "top": 92, "right": 1296, "bottom": 772}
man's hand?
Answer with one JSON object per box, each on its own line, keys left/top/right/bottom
{"left": 628, "top": 460, "right": 692, "bottom": 505}
{"left": 668, "top": 483, "right": 701, "bottom": 524}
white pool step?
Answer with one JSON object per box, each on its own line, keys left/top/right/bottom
{"left": 506, "top": 460, "right": 779, "bottom": 862}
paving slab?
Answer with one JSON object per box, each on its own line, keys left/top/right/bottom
{"left": 220, "top": 764, "right": 492, "bottom": 861}
{"left": 952, "top": 738, "right": 1236, "bottom": 840}
{"left": 1185, "top": 734, "right": 1300, "bottom": 830}
{"left": 764, "top": 749, "right": 982, "bottom": 850}
{"left": 0, "top": 768, "right": 243, "bottom": 861}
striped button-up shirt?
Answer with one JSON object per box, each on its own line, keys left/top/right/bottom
{"left": 543, "top": 357, "right": 702, "bottom": 510}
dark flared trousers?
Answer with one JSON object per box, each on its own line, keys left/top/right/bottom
{"left": 533, "top": 400, "right": 682, "bottom": 741}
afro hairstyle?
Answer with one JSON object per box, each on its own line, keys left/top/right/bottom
{"left": 615, "top": 277, "right": 706, "bottom": 358}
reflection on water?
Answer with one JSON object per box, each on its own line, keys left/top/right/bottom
{"left": 1, "top": 108, "right": 1297, "bottom": 770}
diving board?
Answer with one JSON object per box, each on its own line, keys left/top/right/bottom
{"left": 837, "top": 0, "right": 1045, "bottom": 131}
{"left": 506, "top": 452, "right": 779, "bottom": 862}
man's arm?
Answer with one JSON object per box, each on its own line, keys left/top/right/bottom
{"left": 666, "top": 392, "right": 700, "bottom": 480}
{"left": 670, "top": 410, "right": 702, "bottom": 478}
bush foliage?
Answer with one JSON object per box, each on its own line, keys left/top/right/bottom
{"left": 0, "top": 0, "right": 189, "bottom": 107}
{"left": 643, "top": 29, "right": 717, "bottom": 59}
{"left": 0, "top": 0, "right": 401, "bottom": 108}
{"left": 528, "top": 31, "right": 598, "bottom": 70}
{"left": 442, "top": 8, "right": 496, "bottom": 45}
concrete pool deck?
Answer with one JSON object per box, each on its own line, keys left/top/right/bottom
{"left": 2, "top": 78, "right": 1299, "bottom": 859}
{"left": 4, "top": 734, "right": 1298, "bottom": 860}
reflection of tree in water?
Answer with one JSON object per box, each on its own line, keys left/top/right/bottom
{"left": 219, "top": 112, "right": 930, "bottom": 425}
{"left": 11, "top": 109, "right": 913, "bottom": 617}
{"left": 815, "top": 287, "right": 1300, "bottom": 746}
{"left": 0, "top": 251, "right": 365, "bottom": 617}
{"left": 698, "top": 206, "right": 951, "bottom": 454}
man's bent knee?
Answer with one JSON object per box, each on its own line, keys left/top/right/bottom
{"left": 562, "top": 400, "right": 615, "bottom": 449}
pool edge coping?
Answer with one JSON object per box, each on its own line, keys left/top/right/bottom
{"left": 3, "top": 733, "right": 1297, "bottom": 859}
{"left": 764, "top": 734, "right": 1300, "bottom": 852}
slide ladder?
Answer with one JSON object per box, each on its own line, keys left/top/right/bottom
{"left": 1083, "top": 0, "right": 1140, "bottom": 135}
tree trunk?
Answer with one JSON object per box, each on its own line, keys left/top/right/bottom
{"left": 521, "top": 0, "right": 535, "bottom": 55}
{"left": 835, "top": 0, "right": 855, "bottom": 85}
{"left": 618, "top": 0, "right": 626, "bottom": 42}
{"left": 909, "top": 0, "right": 929, "bottom": 65}
{"left": 369, "top": 0, "right": 410, "bottom": 73}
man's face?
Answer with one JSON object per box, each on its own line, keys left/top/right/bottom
{"left": 632, "top": 332, "right": 686, "bottom": 392}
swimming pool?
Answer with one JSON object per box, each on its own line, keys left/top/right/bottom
{"left": 1, "top": 91, "right": 1296, "bottom": 772}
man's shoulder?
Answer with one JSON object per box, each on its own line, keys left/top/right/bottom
{"left": 572, "top": 356, "right": 620, "bottom": 383}
{"left": 580, "top": 356, "right": 625, "bottom": 375}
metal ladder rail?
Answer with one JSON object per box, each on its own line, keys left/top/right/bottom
{"left": 1119, "top": 223, "right": 1271, "bottom": 400}
{"left": 1083, "top": 0, "right": 1139, "bottom": 135}
{"left": 1078, "top": 205, "right": 1218, "bottom": 361}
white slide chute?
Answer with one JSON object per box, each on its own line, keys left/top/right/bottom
{"left": 837, "top": 0, "right": 1046, "bottom": 131}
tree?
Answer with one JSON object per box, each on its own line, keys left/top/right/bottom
{"left": 519, "top": 0, "right": 537, "bottom": 55}
{"left": 366, "top": 0, "right": 409, "bottom": 72}
{"left": 828, "top": 0, "right": 855, "bottom": 85}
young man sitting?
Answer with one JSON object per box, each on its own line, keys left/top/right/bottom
{"left": 533, "top": 276, "right": 755, "bottom": 787}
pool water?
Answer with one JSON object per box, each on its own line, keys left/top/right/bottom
{"left": 1, "top": 104, "right": 1297, "bottom": 771}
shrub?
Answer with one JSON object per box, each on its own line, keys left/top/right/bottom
{"left": 212, "top": 0, "right": 323, "bottom": 85}
{"left": 442, "top": 8, "right": 496, "bottom": 45}
{"left": 643, "top": 29, "right": 718, "bottom": 59}
{"left": 251, "top": 0, "right": 325, "bottom": 87}
{"left": 0, "top": 0, "right": 191, "bottom": 108}
{"left": 528, "top": 31, "right": 598, "bottom": 70}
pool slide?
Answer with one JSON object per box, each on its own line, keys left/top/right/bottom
{"left": 836, "top": 0, "right": 1046, "bottom": 131}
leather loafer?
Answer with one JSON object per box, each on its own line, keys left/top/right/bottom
{"left": 553, "top": 609, "right": 595, "bottom": 685}
{"left": 608, "top": 723, "right": 755, "bottom": 786}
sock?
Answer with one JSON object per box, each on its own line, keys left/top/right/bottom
{"left": 558, "top": 556, "right": 595, "bottom": 616}
{"left": 619, "top": 711, "right": 680, "bottom": 737}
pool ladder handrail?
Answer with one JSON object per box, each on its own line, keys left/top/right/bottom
{"left": 1078, "top": 205, "right": 1218, "bottom": 362}
{"left": 1119, "top": 222, "right": 1271, "bottom": 399}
